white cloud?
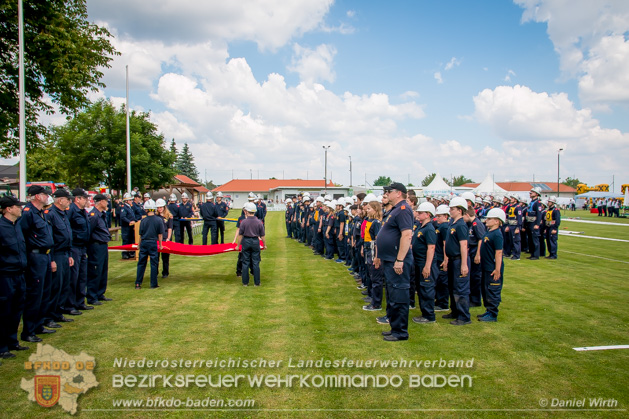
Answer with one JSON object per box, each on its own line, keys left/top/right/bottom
{"left": 288, "top": 44, "right": 337, "bottom": 84}
{"left": 434, "top": 72, "right": 443, "bottom": 84}
{"left": 445, "top": 57, "right": 461, "bottom": 71}
{"left": 504, "top": 69, "right": 516, "bottom": 82}
{"left": 515, "top": 0, "right": 629, "bottom": 105}
{"left": 347, "top": 10, "right": 356, "bottom": 18}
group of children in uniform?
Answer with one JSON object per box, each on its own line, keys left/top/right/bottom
{"left": 285, "top": 187, "right": 522, "bottom": 326}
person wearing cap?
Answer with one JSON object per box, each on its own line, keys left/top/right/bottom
{"left": 301, "top": 196, "right": 312, "bottom": 245}
{"left": 236, "top": 202, "right": 266, "bottom": 286}
{"left": 291, "top": 194, "right": 301, "bottom": 239}
{"left": 464, "top": 206, "right": 486, "bottom": 308}
{"left": 113, "top": 197, "right": 122, "bottom": 228}
{"left": 200, "top": 193, "right": 218, "bottom": 245}
{"left": 545, "top": 197, "right": 561, "bottom": 259}
{"left": 362, "top": 201, "right": 384, "bottom": 311}
{"left": 167, "top": 194, "right": 181, "bottom": 244}
{"left": 135, "top": 200, "right": 164, "bottom": 289}
{"left": 42, "top": 189, "right": 78, "bottom": 331}
{"left": 132, "top": 192, "right": 147, "bottom": 219}
{"left": 538, "top": 200, "right": 548, "bottom": 258}
{"left": 19, "top": 185, "right": 55, "bottom": 342}
{"left": 323, "top": 201, "right": 336, "bottom": 260}
{"left": 285, "top": 198, "right": 294, "bottom": 238}
{"left": 120, "top": 193, "right": 136, "bottom": 260}
{"left": 375, "top": 182, "right": 414, "bottom": 341}
{"left": 256, "top": 194, "right": 267, "bottom": 225}
{"left": 476, "top": 208, "right": 505, "bottom": 322}
{"left": 86, "top": 194, "right": 112, "bottom": 305}
{"left": 504, "top": 194, "right": 523, "bottom": 261}
{"left": 178, "top": 192, "right": 195, "bottom": 245}
{"left": 143, "top": 192, "right": 151, "bottom": 203}
{"left": 524, "top": 187, "right": 543, "bottom": 260}
{"left": 334, "top": 200, "right": 347, "bottom": 263}
{"left": 68, "top": 188, "right": 93, "bottom": 311}
{"left": 0, "top": 196, "right": 30, "bottom": 357}
{"left": 155, "top": 199, "right": 173, "bottom": 278}
{"left": 442, "top": 196, "right": 472, "bottom": 326}
{"left": 215, "top": 192, "right": 229, "bottom": 244}
{"left": 410, "top": 202, "right": 438, "bottom": 324}
{"left": 433, "top": 205, "right": 450, "bottom": 312}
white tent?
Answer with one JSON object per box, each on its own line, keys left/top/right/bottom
{"left": 473, "top": 174, "right": 506, "bottom": 194}
{"left": 423, "top": 172, "right": 452, "bottom": 196}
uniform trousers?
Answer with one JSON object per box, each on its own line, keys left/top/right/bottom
{"left": 136, "top": 241, "right": 159, "bottom": 288}
{"left": 43, "top": 250, "right": 70, "bottom": 323}
{"left": 0, "top": 273, "right": 25, "bottom": 352}
{"left": 69, "top": 246, "right": 88, "bottom": 309}
{"left": 414, "top": 260, "right": 437, "bottom": 321}
{"left": 383, "top": 259, "right": 412, "bottom": 340}
{"left": 241, "top": 237, "right": 261, "bottom": 286}
{"left": 21, "top": 252, "right": 51, "bottom": 338}
{"left": 86, "top": 242, "right": 109, "bottom": 303}
{"left": 482, "top": 269, "right": 503, "bottom": 317}
{"left": 447, "top": 256, "right": 471, "bottom": 322}
{"left": 434, "top": 263, "right": 449, "bottom": 309}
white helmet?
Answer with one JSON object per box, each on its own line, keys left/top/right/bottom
{"left": 244, "top": 202, "right": 257, "bottom": 213}
{"left": 475, "top": 197, "right": 483, "bottom": 204}
{"left": 449, "top": 197, "right": 467, "bottom": 209}
{"left": 285, "top": 198, "right": 292, "bottom": 204}
{"left": 316, "top": 196, "right": 325, "bottom": 203}
{"left": 169, "top": 193, "right": 177, "bottom": 202}
{"left": 46, "top": 195, "right": 54, "bottom": 206}
{"left": 417, "top": 202, "right": 436, "bottom": 216}
{"left": 326, "top": 201, "right": 335, "bottom": 209}
{"left": 144, "top": 199, "right": 157, "bottom": 211}
{"left": 248, "top": 192, "right": 256, "bottom": 200}
{"left": 181, "top": 192, "right": 189, "bottom": 199}
{"left": 435, "top": 204, "right": 450, "bottom": 216}
{"left": 461, "top": 192, "right": 475, "bottom": 202}
{"left": 530, "top": 186, "right": 542, "bottom": 196}
{"left": 540, "top": 200, "right": 548, "bottom": 208}
{"left": 303, "top": 192, "right": 310, "bottom": 197}
{"left": 324, "top": 194, "right": 332, "bottom": 201}
{"left": 123, "top": 193, "right": 133, "bottom": 201}
{"left": 376, "top": 195, "right": 383, "bottom": 203}
{"left": 216, "top": 191, "right": 223, "bottom": 197}
{"left": 337, "top": 197, "right": 345, "bottom": 206}
{"left": 303, "top": 195, "right": 311, "bottom": 202}
{"left": 257, "top": 194, "right": 263, "bottom": 200}
{"left": 548, "top": 196, "right": 557, "bottom": 204}
{"left": 483, "top": 197, "right": 492, "bottom": 204}
{"left": 310, "top": 203, "right": 315, "bottom": 208}
{"left": 344, "top": 205, "right": 351, "bottom": 212}
{"left": 143, "top": 192, "right": 151, "bottom": 198}
{"left": 486, "top": 208, "right": 506, "bottom": 223}
{"left": 206, "top": 192, "right": 213, "bottom": 200}
{"left": 155, "top": 198, "right": 166, "bottom": 207}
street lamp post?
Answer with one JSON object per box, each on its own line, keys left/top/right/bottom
{"left": 557, "top": 148, "right": 563, "bottom": 195}
{"left": 323, "top": 145, "right": 330, "bottom": 193}
{"left": 349, "top": 155, "right": 352, "bottom": 188}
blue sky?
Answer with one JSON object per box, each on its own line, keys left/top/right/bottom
{"left": 11, "top": 0, "right": 629, "bottom": 191}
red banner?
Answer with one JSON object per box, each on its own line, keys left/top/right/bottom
{"left": 108, "top": 241, "right": 262, "bottom": 256}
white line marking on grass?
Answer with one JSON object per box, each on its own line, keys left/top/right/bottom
{"left": 558, "top": 232, "right": 629, "bottom": 243}
{"left": 573, "top": 345, "right": 629, "bottom": 351}
{"left": 560, "top": 250, "right": 629, "bottom": 264}
{"left": 564, "top": 218, "right": 629, "bottom": 226}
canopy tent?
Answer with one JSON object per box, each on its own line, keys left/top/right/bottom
{"left": 574, "top": 192, "right": 623, "bottom": 199}
{"left": 473, "top": 174, "right": 506, "bottom": 194}
{"left": 423, "top": 172, "right": 452, "bottom": 196}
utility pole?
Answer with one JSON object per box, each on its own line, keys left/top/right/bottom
{"left": 349, "top": 156, "right": 352, "bottom": 188}
{"left": 125, "top": 65, "right": 131, "bottom": 194}
{"left": 323, "top": 145, "right": 330, "bottom": 193}
{"left": 557, "top": 148, "right": 563, "bottom": 195}
{"left": 18, "top": 0, "right": 26, "bottom": 200}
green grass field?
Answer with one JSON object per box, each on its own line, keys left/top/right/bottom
{"left": 3, "top": 210, "right": 628, "bottom": 417}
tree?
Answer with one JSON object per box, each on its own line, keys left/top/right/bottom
{"left": 373, "top": 176, "right": 392, "bottom": 186}
{"left": 421, "top": 173, "right": 451, "bottom": 187}
{"left": 0, "top": 0, "right": 118, "bottom": 157}
{"left": 45, "top": 99, "right": 176, "bottom": 192}
{"left": 176, "top": 143, "right": 199, "bottom": 182}
{"left": 451, "top": 175, "right": 473, "bottom": 187}
{"left": 25, "top": 136, "right": 66, "bottom": 181}
{"left": 205, "top": 180, "right": 217, "bottom": 190}
{"left": 562, "top": 177, "right": 581, "bottom": 189}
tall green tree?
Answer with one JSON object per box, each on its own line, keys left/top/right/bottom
{"left": 176, "top": 143, "right": 199, "bottom": 182}
{"left": 421, "top": 173, "right": 451, "bottom": 187}
{"left": 45, "top": 99, "right": 176, "bottom": 192}
{"left": 373, "top": 175, "right": 392, "bottom": 186}
{"left": 25, "top": 135, "right": 66, "bottom": 182}
{"left": 0, "top": 0, "right": 118, "bottom": 157}
{"left": 562, "top": 177, "right": 581, "bottom": 189}
{"left": 451, "top": 175, "right": 473, "bottom": 186}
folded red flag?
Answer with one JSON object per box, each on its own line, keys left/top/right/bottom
{"left": 108, "top": 241, "right": 262, "bottom": 256}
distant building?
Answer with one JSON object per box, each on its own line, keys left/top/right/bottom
{"left": 461, "top": 181, "right": 577, "bottom": 200}
{"left": 213, "top": 179, "right": 349, "bottom": 208}
{"left": 150, "top": 174, "right": 209, "bottom": 204}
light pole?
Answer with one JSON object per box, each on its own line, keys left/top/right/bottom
{"left": 323, "top": 145, "right": 330, "bottom": 193}
{"left": 349, "top": 155, "right": 352, "bottom": 188}
{"left": 557, "top": 148, "right": 563, "bottom": 195}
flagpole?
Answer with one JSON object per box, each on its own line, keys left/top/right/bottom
{"left": 126, "top": 65, "right": 131, "bottom": 194}
{"left": 18, "top": 0, "right": 26, "bottom": 200}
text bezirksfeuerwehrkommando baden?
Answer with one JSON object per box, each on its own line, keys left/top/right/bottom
{"left": 113, "top": 357, "right": 475, "bottom": 369}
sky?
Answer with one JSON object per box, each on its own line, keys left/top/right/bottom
{"left": 9, "top": 0, "right": 629, "bottom": 191}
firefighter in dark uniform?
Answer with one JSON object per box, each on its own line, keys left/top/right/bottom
{"left": 465, "top": 207, "right": 486, "bottom": 308}
{"left": 505, "top": 193, "right": 523, "bottom": 261}
{"left": 200, "top": 193, "right": 218, "bottom": 245}
{"left": 0, "top": 196, "right": 30, "bottom": 357}
{"left": 539, "top": 200, "right": 548, "bottom": 257}
{"left": 178, "top": 192, "right": 194, "bottom": 244}
{"left": 285, "top": 198, "right": 294, "bottom": 238}
{"left": 20, "top": 186, "right": 55, "bottom": 342}
{"left": 524, "top": 187, "right": 543, "bottom": 260}
{"left": 545, "top": 196, "right": 561, "bottom": 259}
{"left": 375, "top": 183, "right": 414, "bottom": 341}
{"left": 135, "top": 200, "right": 164, "bottom": 289}
{"left": 86, "top": 194, "right": 112, "bottom": 305}
{"left": 256, "top": 194, "right": 267, "bottom": 225}
{"left": 443, "top": 197, "right": 471, "bottom": 326}
{"left": 44, "top": 189, "right": 79, "bottom": 332}
{"left": 215, "top": 192, "right": 229, "bottom": 244}
{"left": 68, "top": 188, "right": 93, "bottom": 311}
{"left": 167, "top": 194, "right": 180, "bottom": 243}
{"left": 132, "top": 192, "right": 146, "bottom": 219}
{"left": 120, "top": 193, "right": 136, "bottom": 260}
{"left": 433, "top": 205, "right": 450, "bottom": 311}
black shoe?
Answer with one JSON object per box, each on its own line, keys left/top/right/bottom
{"left": 89, "top": 301, "right": 103, "bottom": 305}
{"left": 450, "top": 319, "right": 472, "bottom": 326}
{"left": 150, "top": 285, "right": 160, "bottom": 289}
{"left": 236, "top": 273, "right": 242, "bottom": 277}
{"left": 383, "top": 335, "right": 408, "bottom": 341}
{"left": 22, "top": 335, "right": 42, "bottom": 343}
{"left": 77, "top": 305, "right": 94, "bottom": 310}
{"left": 528, "top": 257, "right": 539, "bottom": 260}
{"left": 382, "top": 331, "right": 392, "bottom": 336}
{"left": 44, "top": 321, "right": 62, "bottom": 329}
{"left": 0, "top": 352, "right": 16, "bottom": 359}
{"left": 99, "top": 297, "right": 113, "bottom": 301}
{"left": 442, "top": 313, "right": 456, "bottom": 319}
{"left": 57, "top": 316, "right": 74, "bottom": 322}
{"left": 545, "top": 256, "right": 557, "bottom": 259}
{"left": 361, "top": 290, "right": 368, "bottom": 296}
{"left": 135, "top": 284, "right": 141, "bottom": 289}
{"left": 162, "top": 274, "right": 169, "bottom": 278}
{"left": 10, "top": 344, "right": 29, "bottom": 351}
{"left": 64, "top": 309, "right": 82, "bottom": 316}
{"left": 36, "top": 328, "right": 56, "bottom": 334}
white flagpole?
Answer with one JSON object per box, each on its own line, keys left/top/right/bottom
{"left": 126, "top": 65, "right": 131, "bottom": 194}
{"left": 18, "top": 0, "right": 26, "bottom": 200}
